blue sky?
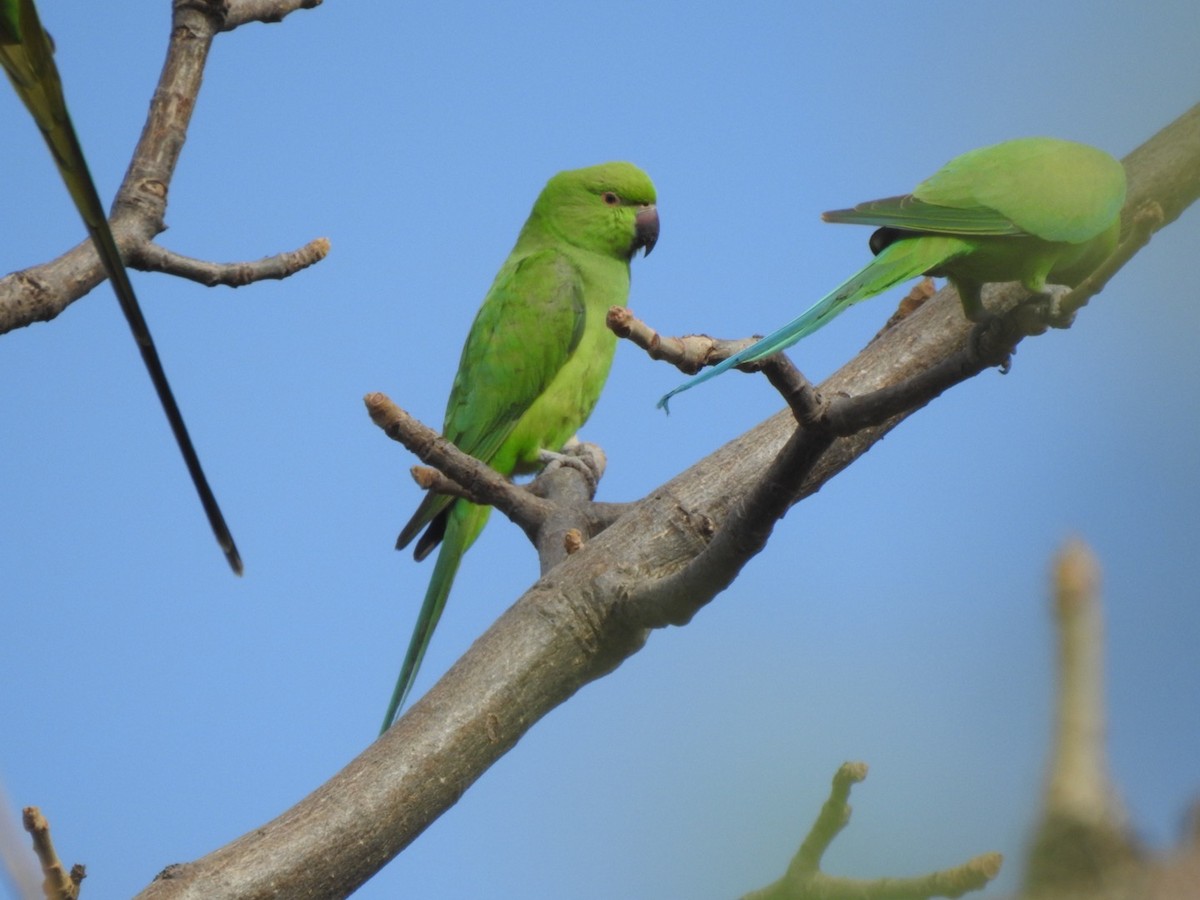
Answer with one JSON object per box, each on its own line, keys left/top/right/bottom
{"left": 2, "top": 2, "right": 1198, "bottom": 897}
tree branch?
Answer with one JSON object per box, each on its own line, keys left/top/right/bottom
{"left": 223, "top": 0, "right": 325, "bottom": 30}
{"left": 1023, "top": 540, "right": 1141, "bottom": 892}
{"left": 132, "top": 103, "right": 1200, "bottom": 900}
{"left": 609, "top": 278, "right": 939, "bottom": 381}
{"left": 364, "top": 392, "right": 555, "bottom": 544}
{"left": 0, "top": 0, "right": 325, "bottom": 335}
{"left": 743, "top": 762, "right": 1002, "bottom": 900}
{"left": 22, "top": 808, "right": 84, "bottom": 900}
{"left": 1007, "top": 541, "right": 1200, "bottom": 899}
{"left": 367, "top": 392, "right": 624, "bottom": 571}
{"left": 130, "top": 238, "right": 330, "bottom": 287}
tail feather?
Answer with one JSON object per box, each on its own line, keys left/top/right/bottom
{"left": 412, "top": 507, "right": 450, "bottom": 561}
{"left": 396, "top": 491, "right": 452, "bottom": 555}
{"left": 381, "top": 502, "right": 491, "bottom": 732}
{"left": 657, "top": 235, "right": 970, "bottom": 410}
{"left": 3, "top": 5, "right": 241, "bottom": 574}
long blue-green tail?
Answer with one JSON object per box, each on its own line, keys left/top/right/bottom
{"left": 657, "top": 235, "right": 970, "bottom": 411}
{"left": 381, "top": 501, "right": 491, "bottom": 732}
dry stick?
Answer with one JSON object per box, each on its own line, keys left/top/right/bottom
{"left": 409, "top": 465, "right": 479, "bottom": 502}
{"left": 222, "top": 0, "right": 325, "bottom": 30}
{"left": 22, "top": 808, "right": 83, "bottom": 900}
{"left": 131, "top": 238, "right": 330, "bottom": 288}
{"left": 607, "top": 279, "right": 936, "bottom": 392}
{"left": 364, "top": 392, "right": 553, "bottom": 540}
{"left": 132, "top": 106, "right": 1200, "bottom": 900}
{"left": 744, "top": 763, "right": 1002, "bottom": 900}
{"left": 795, "top": 761, "right": 868, "bottom": 872}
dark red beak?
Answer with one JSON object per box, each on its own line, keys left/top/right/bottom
{"left": 633, "top": 204, "right": 659, "bottom": 257}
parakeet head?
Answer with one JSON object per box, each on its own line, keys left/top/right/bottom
{"left": 525, "top": 161, "right": 659, "bottom": 261}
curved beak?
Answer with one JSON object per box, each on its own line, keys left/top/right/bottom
{"left": 632, "top": 204, "right": 659, "bottom": 257}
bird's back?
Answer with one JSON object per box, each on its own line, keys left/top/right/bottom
{"left": 914, "top": 137, "right": 1126, "bottom": 244}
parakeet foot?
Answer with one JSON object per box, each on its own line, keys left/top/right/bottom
{"left": 1021, "top": 284, "right": 1076, "bottom": 330}
{"left": 968, "top": 313, "right": 1014, "bottom": 373}
{"left": 538, "top": 441, "right": 604, "bottom": 495}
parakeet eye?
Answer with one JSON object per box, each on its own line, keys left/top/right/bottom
{"left": 601, "top": 192, "right": 620, "bottom": 206}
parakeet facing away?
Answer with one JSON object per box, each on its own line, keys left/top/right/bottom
{"left": 382, "top": 162, "right": 659, "bottom": 731}
{"left": 659, "top": 137, "right": 1126, "bottom": 409}
{"left": 1, "top": 0, "right": 241, "bottom": 573}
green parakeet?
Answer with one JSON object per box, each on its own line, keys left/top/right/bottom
{"left": 659, "top": 137, "right": 1125, "bottom": 409}
{"left": 382, "top": 162, "right": 659, "bottom": 731}
{"left": 1, "top": 0, "right": 241, "bottom": 573}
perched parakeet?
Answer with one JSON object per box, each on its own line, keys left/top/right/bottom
{"left": 1, "top": 0, "right": 241, "bottom": 573}
{"left": 659, "top": 137, "right": 1126, "bottom": 409}
{"left": 382, "top": 162, "right": 659, "bottom": 731}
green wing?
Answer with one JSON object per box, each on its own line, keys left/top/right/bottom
{"left": 822, "top": 194, "right": 1025, "bottom": 237}
{"left": 825, "top": 138, "right": 1126, "bottom": 246}
{"left": 912, "top": 137, "right": 1126, "bottom": 243}
{"left": 443, "top": 249, "right": 586, "bottom": 463}
{"left": 396, "top": 247, "right": 585, "bottom": 553}
{"left": 1, "top": 0, "right": 240, "bottom": 573}
{"left": 384, "top": 247, "right": 586, "bottom": 729}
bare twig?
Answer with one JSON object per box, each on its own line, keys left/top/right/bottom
{"left": 1056, "top": 201, "right": 1164, "bottom": 321}
{"left": 131, "top": 238, "right": 330, "bottom": 287}
{"left": 609, "top": 279, "right": 938, "bottom": 382}
{"left": 607, "top": 305, "right": 760, "bottom": 375}
{"left": 223, "top": 0, "right": 325, "bottom": 30}
{"left": 759, "top": 357, "right": 826, "bottom": 425}
{"left": 793, "top": 761, "right": 867, "bottom": 870}
{"left": 21, "top": 808, "right": 83, "bottom": 900}
{"left": 611, "top": 305, "right": 829, "bottom": 423}
{"left": 744, "top": 763, "right": 1002, "bottom": 900}
{"left": 409, "top": 465, "right": 478, "bottom": 502}
{"left": 364, "top": 392, "right": 553, "bottom": 537}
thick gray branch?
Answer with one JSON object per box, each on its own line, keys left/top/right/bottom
{"left": 132, "top": 103, "right": 1200, "bottom": 900}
